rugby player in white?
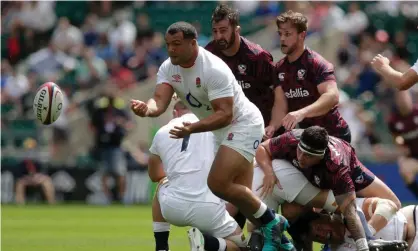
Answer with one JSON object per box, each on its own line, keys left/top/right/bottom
{"left": 131, "top": 21, "right": 290, "bottom": 251}
{"left": 285, "top": 197, "right": 412, "bottom": 251}
{"left": 371, "top": 56, "right": 418, "bottom": 91}
{"left": 149, "top": 101, "right": 246, "bottom": 251}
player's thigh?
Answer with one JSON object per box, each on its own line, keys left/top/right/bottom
{"left": 272, "top": 159, "right": 320, "bottom": 204}
{"left": 209, "top": 123, "right": 263, "bottom": 186}
{"left": 158, "top": 186, "right": 189, "bottom": 227}
{"left": 252, "top": 167, "right": 282, "bottom": 210}
{"left": 191, "top": 201, "right": 239, "bottom": 239}
{"left": 356, "top": 176, "right": 401, "bottom": 209}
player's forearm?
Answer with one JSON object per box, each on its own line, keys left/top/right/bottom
{"left": 300, "top": 91, "right": 338, "bottom": 118}
{"left": 269, "top": 103, "right": 286, "bottom": 129}
{"left": 344, "top": 200, "right": 369, "bottom": 250}
{"left": 378, "top": 65, "right": 405, "bottom": 88}
{"left": 255, "top": 145, "right": 275, "bottom": 176}
{"left": 146, "top": 98, "right": 166, "bottom": 117}
{"left": 188, "top": 110, "right": 232, "bottom": 133}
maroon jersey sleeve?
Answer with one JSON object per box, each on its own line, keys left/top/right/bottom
{"left": 274, "top": 59, "right": 286, "bottom": 88}
{"left": 257, "top": 50, "right": 276, "bottom": 88}
{"left": 312, "top": 54, "right": 336, "bottom": 85}
{"left": 325, "top": 158, "right": 355, "bottom": 196}
{"left": 269, "top": 131, "right": 299, "bottom": 159}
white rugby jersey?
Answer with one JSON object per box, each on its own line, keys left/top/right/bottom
{"left": 411, "top": 59, "right": 418, "bottom": 74}
{"left": 156, "top": 46, "right": 262, "bottom": 140}
{"left": 149, "top": 113, "right": 220, "bottom": 203}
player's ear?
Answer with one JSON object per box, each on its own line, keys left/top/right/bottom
{"left": 236, "top": 25, "right": 241, "bottom": 34}
{"left": 191, "top": 38, "right": 197, "bottom": 46}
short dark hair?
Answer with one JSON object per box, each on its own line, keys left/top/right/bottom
{"left": 166, "top": 21, "right": 197, "bottom": 40}
{"left": 287, "top": 210, "right": 321, "bottom": 244}
{"left": 211, "top": 4, "right": 239, "bottom": 27}
{"left": 276, "top": 10, "right": 308, "bottom": 33}
{"left": 300, "top": 126, "right": 329, "bottom": 152}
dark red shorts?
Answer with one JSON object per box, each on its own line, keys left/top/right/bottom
{"left": 351, "top": 161, "right": 375, "bottom": 192}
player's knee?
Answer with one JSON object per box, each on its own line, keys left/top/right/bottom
{"left": 375, "top": 199, "right": 400, "bottom": 221}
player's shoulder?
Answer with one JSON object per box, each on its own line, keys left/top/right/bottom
{"left": 241, "top": 37, "right": 273, "bottom": 61}
{"left": 305, "top": 48, "right": 333, "bottom": 67}
{"left": 204, "top": 40, "right": 217, "bottom": 53}
{"left": 275, "top": 56, "right": 288, "bottom": 69}
{"left": 159, "top": 58, "right": 175, "bottom": 72}
{"left": 201, "top": 47, "right": 234, "bottom": 77}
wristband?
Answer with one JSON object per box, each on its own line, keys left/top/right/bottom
{"left": 355, "top": 238, "right": 369, "bottom": 251}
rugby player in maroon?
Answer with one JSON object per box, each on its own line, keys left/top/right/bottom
{"left": 206, "top": 4, "right": 286, "bottom": 139}
{"left": 388, "top": 90, "right": 418, "bottom": 198}
{"left": 274, "top": 11, "right": 351, "bottom": 142}
{"left": 255, "top": 126, "right": 402, "bottom": 251}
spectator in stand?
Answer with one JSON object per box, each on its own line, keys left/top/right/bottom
{"left": 88, "top": 86, "right": 134, "bottom": 203}
{"left": 75, "top": 46, "right": 108, "bottom": 89}
{"left": 15, "top": 159, "right": 56, "bottom": 205}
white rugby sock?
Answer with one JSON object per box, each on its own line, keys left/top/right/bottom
{"left": 253, "top": 202, "right": 267, "bottom": 218}
{"left": 153, "top": 222, "right": 171, "bottom": 232}
{"left": 217, "top": 238, "right": 226, "bottom": 251}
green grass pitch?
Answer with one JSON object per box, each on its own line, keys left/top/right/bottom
{"left": 1, "top": 204, "right": 323, "bottom": 251}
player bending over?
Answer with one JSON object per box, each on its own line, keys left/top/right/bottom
{"left": 286, "top": 198, "right": 413, "bottom": 251}
{"left": 132, "top": 21, "right": 291, "bottom": 251}
{"left": 256, "top": 126, "right": 401, "bottom": 251}
{"left": 149, "top": 101, "right": 246, "bottom": 251}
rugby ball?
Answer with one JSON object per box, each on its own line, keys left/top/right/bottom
{"left": 33, "top": 82, "right": 64, "bottom": 125}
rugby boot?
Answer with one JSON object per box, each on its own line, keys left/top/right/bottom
{"left": 187, "top": 227, "right": 205, "bottom": 251}
{"left": 261, "top": 214, "right": 293, "bottom": 251}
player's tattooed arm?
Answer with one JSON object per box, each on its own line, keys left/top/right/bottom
{"left": 336, "top": 192, "right": 369, "bottom": 251}
{"left": 147, "top": 84, "right": 175, "bottom": 117}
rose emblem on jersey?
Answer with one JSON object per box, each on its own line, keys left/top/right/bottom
{"left": 355, "top": 174, "right": 364, "bottom": 184}
{"left": 196, "top": 77, "right": 201, "bottom": 88}
{"left": 227, "top": 133, "right": 234, "bottom": 141}
{"left": 238, "top": 64, "right": 247, "bottom": 75}
{"left": 297, "top": 69, "right": 306, "bottom": 80}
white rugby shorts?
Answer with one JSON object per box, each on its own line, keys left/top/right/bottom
{"left": 252, "top": 159, "right": 321, "bottom": 210}
{"left": 158, "top": 183, "right": 238, "bottom": 238}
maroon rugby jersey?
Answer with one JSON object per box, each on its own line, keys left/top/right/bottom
{"left": 205, "top": 37, "right": 276, "bottom": 125}
{"left": 269, "top": 129, "right": 374, "bottom": 196}
{"left": 388, "top": 105, "right": 418, "bottom": 158}
{"left": 275, "top": 48, "right": 349, "bottom": 140}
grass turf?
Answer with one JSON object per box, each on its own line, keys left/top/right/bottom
{"left": 2, "top": 204, "right": 323, "bottom": 251}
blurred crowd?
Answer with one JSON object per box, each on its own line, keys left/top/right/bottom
{"left": 1, "top": 0, "right": 418, "bottom": 170}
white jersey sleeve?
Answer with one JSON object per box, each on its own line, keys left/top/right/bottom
{"left": 411, "top": 59, "right": 418, "bottom": 74}
{"left": 206, "top": 68, "right": 234, "bottom": 101}
{"left": 149, "top": 132, "right": 161, "bottom": 156}
{"left": 156, "top": 59, "right": 172, "bottom": 86}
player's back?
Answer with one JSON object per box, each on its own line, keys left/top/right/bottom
{"left": 150, "top": 113, "right": 220, "bottom": 203}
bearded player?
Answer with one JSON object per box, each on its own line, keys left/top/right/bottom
{"left": 205, "top": 3, "right": 287, "bottom": 238}
{"left": 131, "top": 21, "right": 292, "bottom": 251}
{"left": 387, "top": 89, "right": 418, "bottom": 198}
{"left": 274, "top": 10, "right": 351, "bottom": 142}
{"left": 256, "top": 126, "right": 401, "bottom": 251}
{"left": 206, "top": 4, "right": 286, "bottom": 140}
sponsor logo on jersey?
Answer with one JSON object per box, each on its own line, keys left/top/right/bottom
{"left": 238, "top": 80, "right": 251, "bottom": 89}
{"left": 196, "top": 77, "right": 201, "bottom": 88}
{"left": 297, "top": 69, "right": 306, "bottom": 80}
{"left": 172, "top": 74, "right": 181, "bottom": 83}
{"left": 285, "top": 88, "right": 310, "bottom": 98}
{"left": 401, "top": 128, "right": 418, "bottom": 140}
{"left": 238, "top": 64, "right": 247, "bottom": 75}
